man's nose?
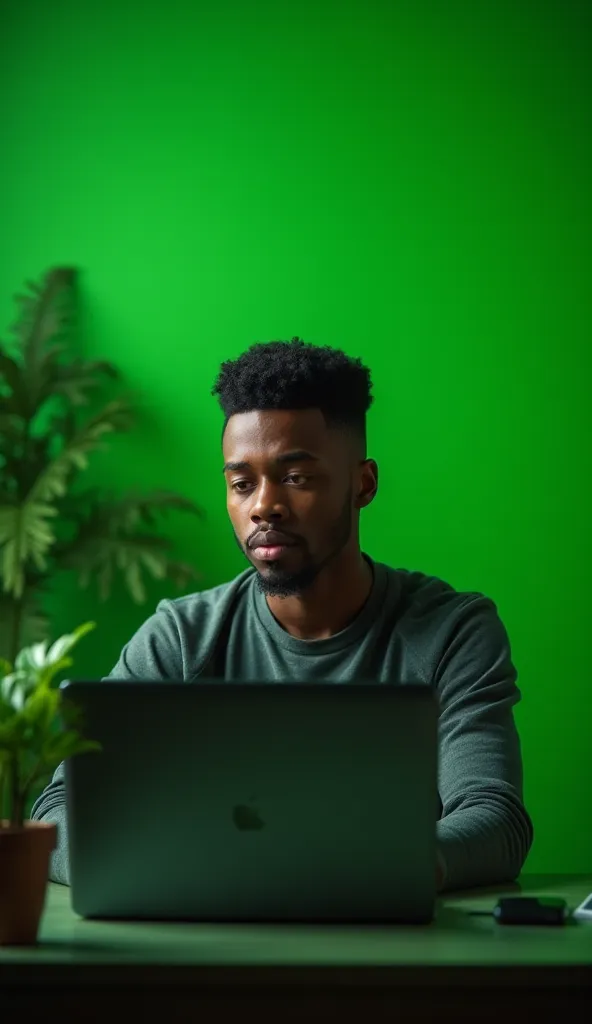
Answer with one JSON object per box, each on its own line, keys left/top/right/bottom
{"left": 250, "top": 480, "right": 289, "bottom": 522}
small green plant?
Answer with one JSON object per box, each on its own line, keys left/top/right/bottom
{"left": 0, "top": 622, "right": 101, "bottom": 828}
{"left": 0, "top": 267, "right": 203, "bottom": 664}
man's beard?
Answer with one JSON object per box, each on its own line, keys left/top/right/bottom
{"left": 238, "top": 489, "right": 354, "bottom": 599}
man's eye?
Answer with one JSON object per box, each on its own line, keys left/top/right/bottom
{"left": 285, "top": 474, "right": 307, "bottom": 485}
{"left": 231, "top": 480, "right": 253, "bottom": 492}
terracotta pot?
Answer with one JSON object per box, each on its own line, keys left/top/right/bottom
{"left": 0, "top": 820, "right": 57, "bottom": 946}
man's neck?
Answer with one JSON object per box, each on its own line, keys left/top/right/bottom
{"left": 265, "top": 554, "right": 374, "bottom": 640}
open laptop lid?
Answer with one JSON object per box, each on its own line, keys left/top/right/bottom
{"left": 61, "top": 681, "right": 439, "bottom": 923}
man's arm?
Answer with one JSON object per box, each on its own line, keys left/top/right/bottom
{"left": 434, "top": 596, "right": 534, "bottom": 891}
{"left": 29, "top": 601, "right": 184, "bottom": 884}
{"left": 30, "top": 761, "right": 69, "bottom": 884}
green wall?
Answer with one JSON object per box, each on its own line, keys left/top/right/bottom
{"left": 1, "top": 0, "right": 590, "bottom": 873}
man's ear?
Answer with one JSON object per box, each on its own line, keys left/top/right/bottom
{"left": 355, "top": 459, "right": 378, "bottom": 509}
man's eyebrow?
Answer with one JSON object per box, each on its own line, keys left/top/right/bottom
{"left": 276, "top": 449, "right": 320, "bottom": 465}
{"left": 222, "top": 450, "right": 320, "bottom": 473}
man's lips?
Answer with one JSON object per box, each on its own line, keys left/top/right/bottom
{"left": 252, "top": 544, "right": 293, "bottom": 561}
{"left": 249, "top": 531, "right": 297, "bottom": 549}
{"left": 249, "top": 532, "right": 299, "bottom": 560}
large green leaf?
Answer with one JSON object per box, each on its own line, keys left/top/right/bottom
{"left": 88, "top": 488, "right": 204, "bottom": 533}
{"left": 3, "top": 622, "right": 96, "bottom": 704}
{"left": 62, "top": 531, "right": 200, "bottom": 603}
{"left": 20, "top": 682, "right": 60, "bottom": 732}
{"left": 48, "top": 358, "right": 119, "bottom": 407}
{"left": 2, "top": 269, "right": 205, "bottom": 655}
{"left": 2, "top": 268, "right": 76, "bottom": 418}
{"left": 1, "top": 707, "right": 101, "bottom": 805}
{"left": 0, "top": 502, "right": 58, "bottom": 597}
{"left": 56, "top": 490, "right": 203, "bottom": 601}
{"left": 44, "top": 621, "right": 96, "bottom": 667}
{"left": 0, "top": 618, "right": 99, "bottom": 813}
{"left": 27, "top": 399, "right": 134, "bottom": 505}
{"left": 11, "top": 268, "right": 76, "bottom": 377}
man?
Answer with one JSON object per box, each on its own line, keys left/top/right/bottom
{"left": 32, "top": 337, "right": 534, "bottom": 890}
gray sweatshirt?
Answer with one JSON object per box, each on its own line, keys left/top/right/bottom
{"left": 31, "top": 559, "right": 534, "bottom": 891}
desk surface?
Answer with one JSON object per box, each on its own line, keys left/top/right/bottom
{"left": 2, "top": 876, "right": 591, "bottom": 1020}
{"left": 1, "top": 874, "right": 591, "bottom": 974}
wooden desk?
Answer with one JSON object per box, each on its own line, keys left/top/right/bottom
{"left": 1, "top": 875, "right": 590, "bottom": 1021}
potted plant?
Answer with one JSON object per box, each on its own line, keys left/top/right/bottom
{"left": 0, "top": 266, "right": 203, "bottom": 663}
{"left": 0, "top": 622, "right": 100, "bottom": 946}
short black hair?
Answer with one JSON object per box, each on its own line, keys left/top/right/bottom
{"left": 212, "top": 337, "right": 374, "bottom": 449}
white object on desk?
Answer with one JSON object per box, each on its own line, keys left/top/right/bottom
{"left": 573, "top": 893, "right": 592, "bottom": 921}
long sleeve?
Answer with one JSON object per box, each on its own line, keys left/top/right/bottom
{"left": 434, "top": 596, "right": 534, "bottom": 891}
{"left": 30, "top": 761, "right": 69, "bottom": 884}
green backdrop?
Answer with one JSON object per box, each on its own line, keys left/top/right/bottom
{"left": 1, "top": 0, "right": 590, "bottom": 873}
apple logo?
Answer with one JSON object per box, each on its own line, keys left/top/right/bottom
{"left": 232, "top": 799, "right": 265, "bottom": 831}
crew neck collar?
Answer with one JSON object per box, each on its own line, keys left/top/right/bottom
{"left": 251, "top": 556, "right": 389, "bottom": 655}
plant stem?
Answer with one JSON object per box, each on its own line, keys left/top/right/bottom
{"left": 20, "top": 759, "right": 43, "bottom": 804}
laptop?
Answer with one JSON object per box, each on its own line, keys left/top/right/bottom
{"left": 61, "top": 681, "right": 439, "bottom": 924}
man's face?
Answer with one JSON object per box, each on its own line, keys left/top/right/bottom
{"left": 222, "top": 408, "right": 365, "bottom": 598}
